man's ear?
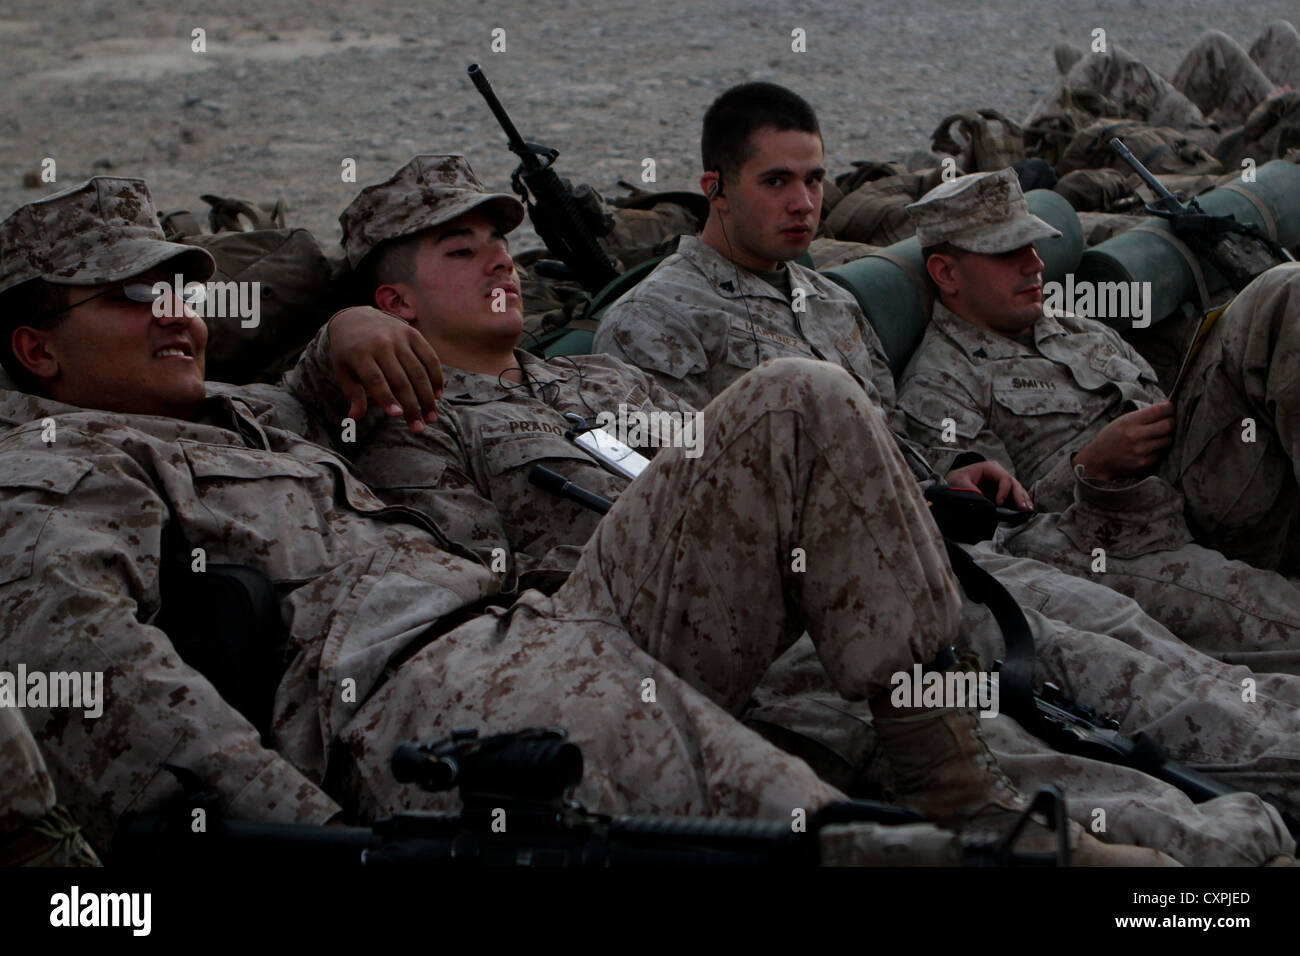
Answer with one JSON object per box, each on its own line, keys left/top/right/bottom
{"left": 925, "top": 253, "right": 960, "bottom": 299}
{"left": 10, "top": 326, "right": 60, "bottom": 382}
{"left": 700, "top": 170, "right": 728, "bottom": 210}
{"left": 373, "top": 283, "right": 416, "bottom": 321}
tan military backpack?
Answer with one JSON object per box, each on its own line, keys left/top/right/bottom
{"left": 159, "top": 195, "right": 345, "bottom": 384}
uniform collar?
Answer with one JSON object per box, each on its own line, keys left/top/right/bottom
{"left": 676, "top": 235, "right": 826, "bottom": 302}
{"left": 440, "top": 349, "right": 566, "bottom": 406}
{"left": 930, "top": 301, "right": 1068, "bottom": 361}
{"left": 0, "top": 387, "right": 81, "bottom": 427}
{"left": 0, "top": 382, "right": 265, "bottom": 442}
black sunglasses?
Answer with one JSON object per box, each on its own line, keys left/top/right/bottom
{"left": 36, "top": 281, "right": 205, "bottom": 322}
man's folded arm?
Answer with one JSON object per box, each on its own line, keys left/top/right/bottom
{"left": 0, "top": 435, "right": 340, "bottom": 842}
{"left": 281, "top": 320, "right": 399, "bottom": 449}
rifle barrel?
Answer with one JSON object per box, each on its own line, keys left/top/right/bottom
{"left": 467, "top": 63, "right": 533, "bottom": 164}
{"left": 1109, "top": 137, "right": 1181, "bottom": 211}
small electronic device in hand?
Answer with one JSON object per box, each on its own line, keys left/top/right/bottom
{"left": 925, "top": 484, "right": 1034, "bottom": 543}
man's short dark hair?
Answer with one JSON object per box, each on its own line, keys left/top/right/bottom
{"left": 702, "top": 82, "right": 822, "bottom": 184}
{"left": 358, "top": 232, "right": 424, "bottom": 299}
{"left": 0, "top": 280, "right": 67, "bottom": 394}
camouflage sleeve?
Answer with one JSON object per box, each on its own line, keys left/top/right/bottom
{"left": 1021, "top": 446, "right": 1082, "bottom": 514}
{"left": 593, "top": 299, "right": 721, "bottom": 410}
{"left": 628, "top": 362, "right": 700, "bottom": 419}
{"left": 0, "top": 436, "right": 341, "bottom": 843}
{"left": 0, "top": 707, "right": 55, "bottom": 833}
{"left": 280, "top": 323, "right": 389, "bottom": 451}
{"left": 282, "top": 322, "right": 346, "bottom": 423}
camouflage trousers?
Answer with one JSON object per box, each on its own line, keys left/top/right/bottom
{"left": 744, "top": 545, "right": 1298, "bottom": 865}
{"left": 0, "top": 707, "right": 99, "bottom": 865}
{"left": 1161, "top": 263, "right": 1300, "bottom": 574}
{"left": 1171, "top": 29, "right": 1278, "bottom": 129}
{"left": 1001, "top": 481, "right": 1300, "bottom": 674}
{"left": 1026, "top": 43, "right": 1217, "bottom": 149}
{"left": 971, "top": 547, "right": 1300, "bottom": 810}
{"left": 1246, "top": 20, "right": 1300, "bottom": 90}
{"left": 339, "top": 358, "right": 960, "bottom": 820}
{"left": 0, "top": 706, "right": 54, "bottom": 833}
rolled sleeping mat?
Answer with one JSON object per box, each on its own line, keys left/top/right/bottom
{"left": 1075, "top": 159, "right": 1300, "bottom": 329}
{"left": 823, "top": 189, "right": 1083, "bottom": 375}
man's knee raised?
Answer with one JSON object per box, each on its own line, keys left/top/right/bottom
{"left": 734, "top": 357, "right": 874, "bottom": 413}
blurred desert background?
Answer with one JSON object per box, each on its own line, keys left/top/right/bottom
{"left": 2, "top": 0, "right": 1296, "bottom": 249}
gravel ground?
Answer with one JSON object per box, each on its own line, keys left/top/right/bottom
{"left": 2, "top": 0, "right": 1297, "bottom": 250}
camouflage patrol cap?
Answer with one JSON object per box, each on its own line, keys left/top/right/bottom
{"left": 340, "top": 154, "right": 526, "bottom": 269}
{"left": 906, "top": 168, "right": 1061, "bottom": 254}
{"left": 0, "top": 176, "right": 215, "bottom": 296}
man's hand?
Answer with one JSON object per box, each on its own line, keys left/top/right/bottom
{"left": 945, "top": 460, "right": 1033, "bottom": 511}
{"left": 328, "top": 307, "right": 443, "bottom": 434}
{"left": 1072, "top": 401, "right": 1175, "bottom": 481}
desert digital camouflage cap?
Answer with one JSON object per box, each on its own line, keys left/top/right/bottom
{"left": 340, "top": 154, "right": 526, "bottom": 269}
{"left": 0, "top": 176, "right": 215, "bottom": 296}
{"left": 907, "top": 168, "right": 1062, "bottom": 254}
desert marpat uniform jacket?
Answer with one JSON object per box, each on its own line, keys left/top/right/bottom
{"left": 0, "top": 383, "right": 500, "bottom": 845}
{"left": 285, "top": 332, "right": 696, "bottom": 590}
{"left": 594, "top": 237, "right": 886, "bottom": 402}
{"left": 896, "top": 302, "right": 1165, "bottom": 513}
{"left": 592, "top": 235, "right": 954, "bottom": 477}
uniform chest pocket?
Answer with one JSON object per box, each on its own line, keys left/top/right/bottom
{"left": 1087, "top": 349, "right": 1151, "bottom": 385}
{"left": 178, "top": 440, "right": 347, "bottom": 575}
{"left": 362, "top": 455, "right": 448, "bottom": 493}
{"left": 181, "top": 441, "right": 321, "bottom": 481}
{"left": 992, "top": 387, "right": 1086, "bottom": 418}
{"left": 0, "top": 455, "right": 93, "bottom": 586}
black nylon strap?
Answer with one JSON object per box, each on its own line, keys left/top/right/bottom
{"left": 942, "top": 540, "right": 1038, "bottom": 727}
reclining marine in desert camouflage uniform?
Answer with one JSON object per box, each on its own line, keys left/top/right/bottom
{"left": 897, "top": 169, "right": 1300, "bottom": 675}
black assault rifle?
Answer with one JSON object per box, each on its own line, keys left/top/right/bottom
{"left": 1109, "top": 137, "right": 1294, "bottom": 291}
{"left": 110, "top": 727, "right": 1068, "bottom": 866}
{"left": 469, "top": 63, "right": 620, "bottom": 293}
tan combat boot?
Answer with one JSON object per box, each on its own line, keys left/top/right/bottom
{"left": 0, "top": 805, "right": 101, "bottom": 867}
{"left": 869, "top": 686, "right": 1179, "bottom": 866}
